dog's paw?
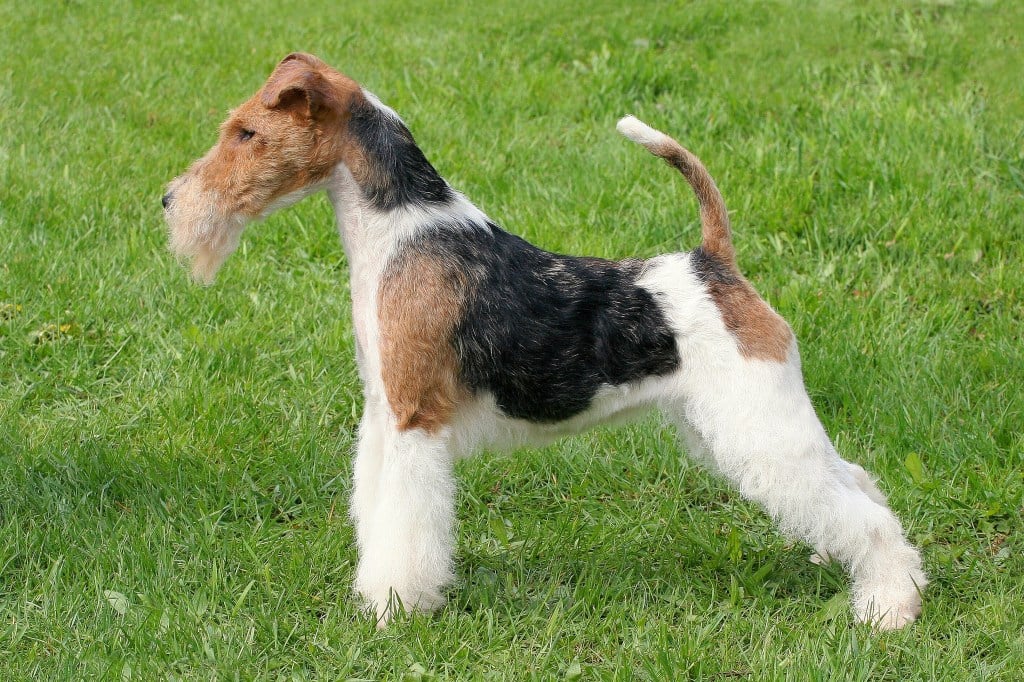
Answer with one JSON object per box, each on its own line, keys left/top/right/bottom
{"left": 852, "top": 568, "right": 927, "bottom": 630}
{"left": 854, "top": 594, "right": 922, "bottom": 630}
{"left": 356, "top": 582, "right": 446, "bottom": 629}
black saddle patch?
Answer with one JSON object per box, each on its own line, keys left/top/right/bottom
{"left": 399, "top": 222, "right": 681, "bottom": 423}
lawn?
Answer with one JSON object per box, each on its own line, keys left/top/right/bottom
{"left": 1, "top": 0, "right": 1022, "bottom": 679}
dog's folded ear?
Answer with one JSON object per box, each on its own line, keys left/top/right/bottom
{"left": 261, "top": 53, "right": 341, "bottom": 120}
{"left": 278, "top": 52, "right": 324, "bottom": 68}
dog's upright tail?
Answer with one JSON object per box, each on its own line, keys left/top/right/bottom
{"left": 616, "top": 115, "right": 735, "bottom": 267}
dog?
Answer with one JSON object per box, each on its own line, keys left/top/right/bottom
{"left": 163, "top": 53, "right": 926, "bottom": 629}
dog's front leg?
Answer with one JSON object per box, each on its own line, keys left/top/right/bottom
{"left": 351, "top": 415, "right": 456, "bottom": 626}
{"left": 350, "top": 404, "right": 386, "bottom": 557}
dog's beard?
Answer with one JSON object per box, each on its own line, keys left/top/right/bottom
{"left": 166, "top": 188, "right": 248, "bottom": 285}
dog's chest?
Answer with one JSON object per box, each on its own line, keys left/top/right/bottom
{"left": 341, "top": 240, "right": 390, "bottom": 388}
{"left": 334, "top": 224, "right": 394, "bottom": 396}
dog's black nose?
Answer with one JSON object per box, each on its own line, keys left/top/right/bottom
{"left": 162, "top": 192, "right": 172, "bottom": 209}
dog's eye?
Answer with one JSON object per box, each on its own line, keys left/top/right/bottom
{"left": 239, "top": 129, "right": 255, "bottom": 142}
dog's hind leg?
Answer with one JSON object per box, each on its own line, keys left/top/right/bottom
{"left": 803, "top": 461, "right": 891, "bottom": 566}
{"left": 674, "top": 415, "right": 832, "bottom": 565}
{"left": 669, "top": 358, "right": 927, "bottom": 629}
{"left": 351, "top": 415, "right": 456, "bottom": 626}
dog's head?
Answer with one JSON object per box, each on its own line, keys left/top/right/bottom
{"left": 163, "top": 53, "right": 364, "bottom": 283}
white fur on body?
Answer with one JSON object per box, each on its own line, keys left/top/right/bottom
{"left": 322, "top": 105, "right": 924, "bottom": 630}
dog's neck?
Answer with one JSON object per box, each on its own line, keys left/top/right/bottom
{"left": 324, "top": 90, "right": 492, "bottom": 275}
{"left": 326, "top": 163, "right": 490, "bottom": 269}
{"left": 322, "top": 88, "right": 493, "bottom": 372}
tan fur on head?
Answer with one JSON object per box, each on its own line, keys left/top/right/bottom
{"left": 164, "top": 53, "right": 366, "bottom": 283}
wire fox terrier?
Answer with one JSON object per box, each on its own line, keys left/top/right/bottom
{"left": 164, "top": 53, "right": 926, "bottom": 629}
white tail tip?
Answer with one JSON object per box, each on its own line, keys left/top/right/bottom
{"left": 616, "top": 115, "right": 670, "bottom": 148}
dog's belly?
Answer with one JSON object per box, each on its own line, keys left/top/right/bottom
{"left": 447, "top": 374, "right": 673, "bottom": 457}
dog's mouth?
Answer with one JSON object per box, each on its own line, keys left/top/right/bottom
{"left": 163, "top": 182, "right": 248, "bottom": 285}
{"left": 169, "top": 219, "right": 247, "bottom": 285}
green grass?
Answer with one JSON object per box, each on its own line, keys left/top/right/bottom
{"left": 1, "top": 0, "right": 1022, "bottom": 678}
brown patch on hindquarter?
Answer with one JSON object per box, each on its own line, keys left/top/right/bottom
{"left": 710, "top": 279, "right": 793, "bottom": 362}
{"left": 696, "top": 251, "right": 793, "bottom": 362}
{"left": 378, "top": 252, "right": 469, "bottom": 433}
